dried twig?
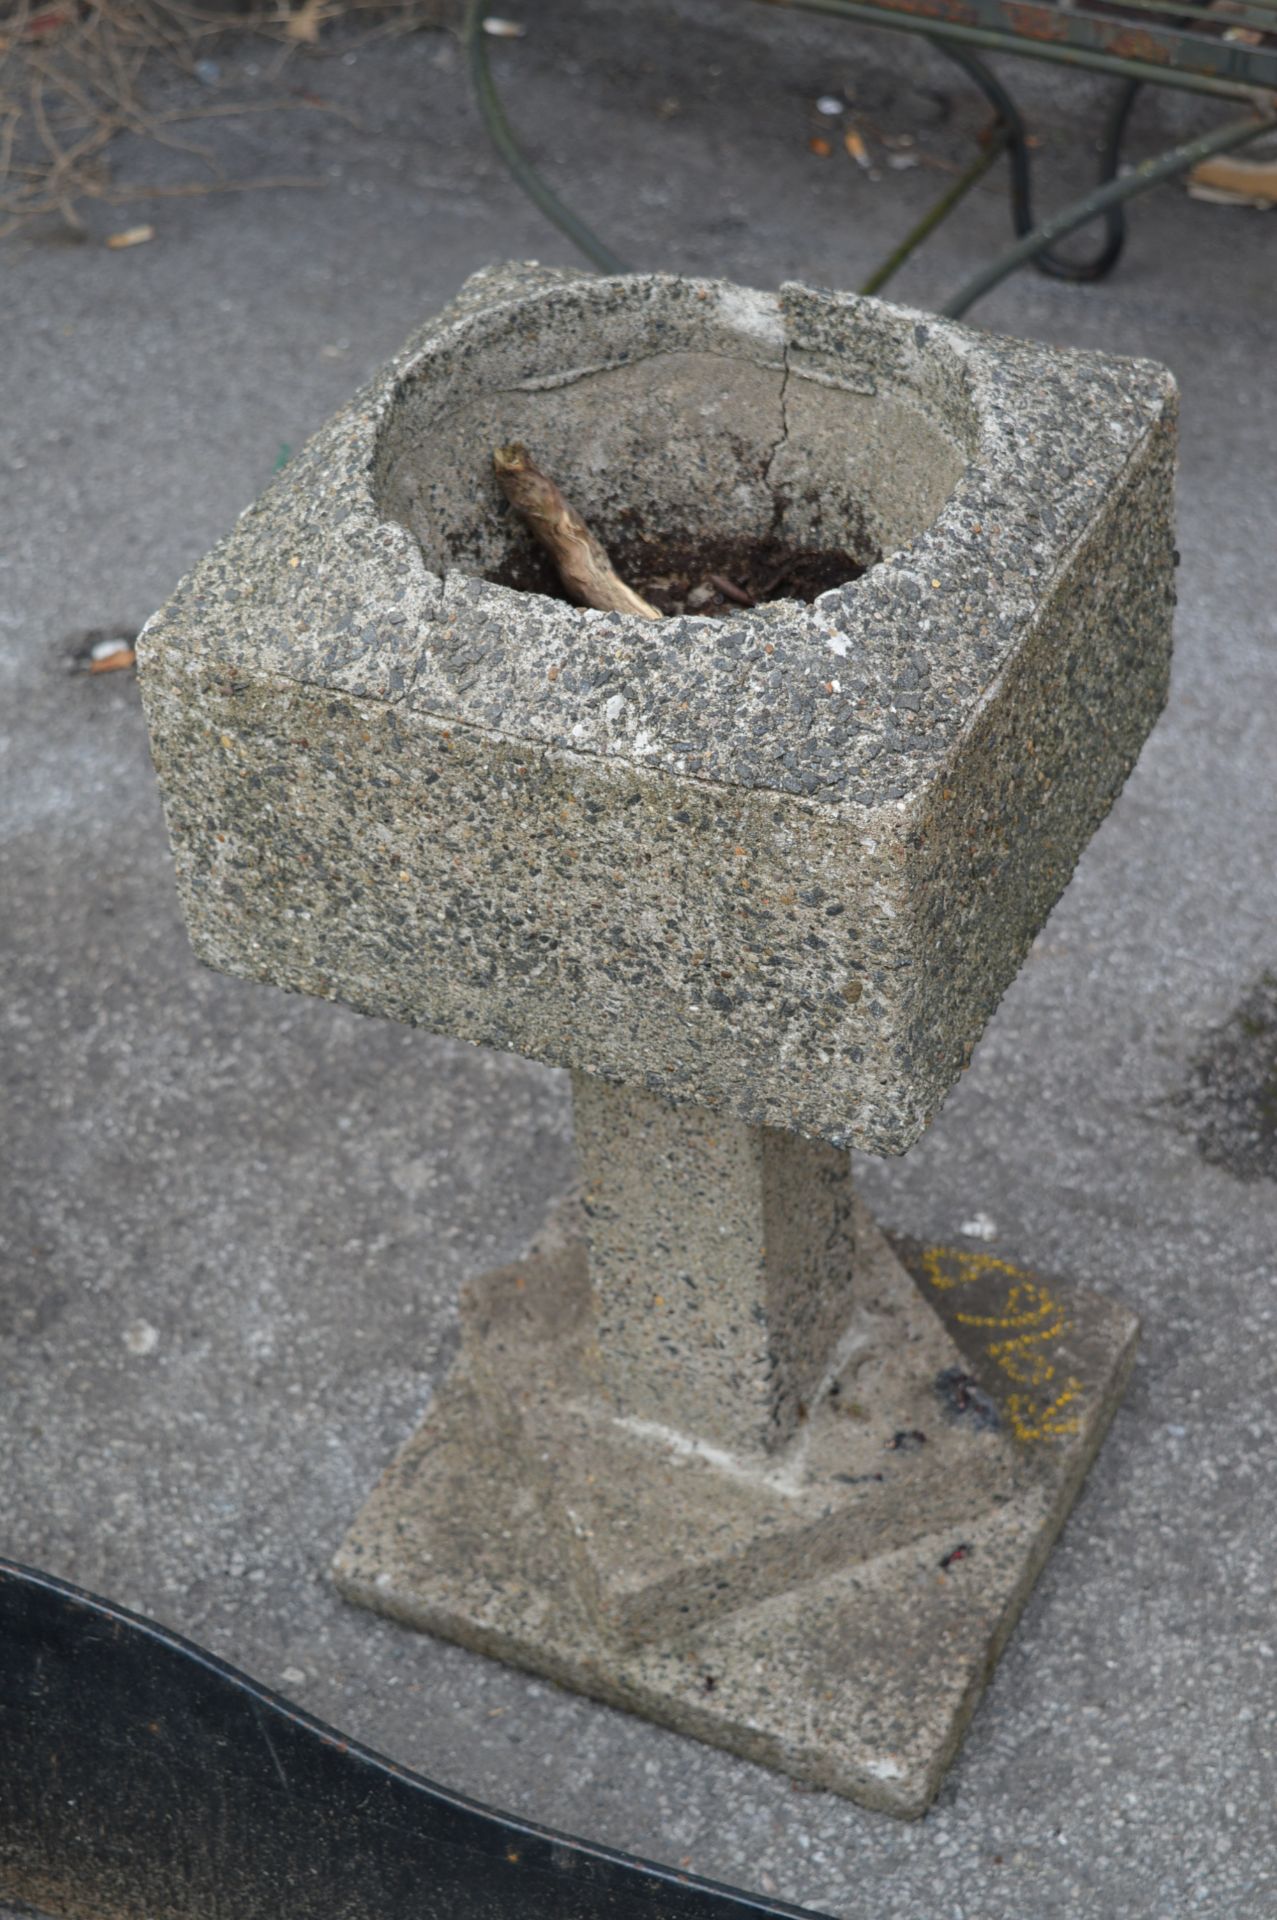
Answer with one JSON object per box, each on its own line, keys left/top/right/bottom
{"left": 0, "top": 0, "right": 435, "bottom": 238}
{"left": 100, "top": 172, "right": 323, "bottom": 198}
{"left": 707, "top": 571, "right": 755, "bottom": 608}
{"left": 158, "top": 96, "right": 367, "bottom": 129}
{"left": 493, "top": 443, "right": 663, "bottom": 621}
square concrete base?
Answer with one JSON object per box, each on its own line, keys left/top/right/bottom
{"left": 334, "top": 1207, "right": 1136, "bottom": 1818}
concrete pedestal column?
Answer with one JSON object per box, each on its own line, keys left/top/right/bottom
{"left": 331, "top": 1089, "right": 1138, "bottom": 1816}
{"left": 139, "top": 261, "right": 1175, "bottom": 1812}
{"left": 574, "top": 1075, "right": 857, "bottom": 1453}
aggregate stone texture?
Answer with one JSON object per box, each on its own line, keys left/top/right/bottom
{"left": 573, "top": 1072, "right": 859, "bottom": 1453}
{"left": 7, "top": 8, "right": 1276, "bottom": 1913}
{"left": 136, "top": 263, "right": 1178, "bottom": 1156}
{"left": 334, "top": 1197, "right": 1137, "bottom": 1817}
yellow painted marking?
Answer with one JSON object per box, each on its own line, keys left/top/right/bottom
{"left": 1006, "top": 1380, "right": 1084, "bottom": 1441}
{"left": 919, "top": 1246, "right": 1086, "bottom": 1445}
{"left": 954, "top": 1278, "right": 1060, "bottom": 1328}
{"left": 919, "top": 1246, "right": 1022, "bottom": 1291}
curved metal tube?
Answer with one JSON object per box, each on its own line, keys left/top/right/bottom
{"left": 859, "top": 124, "right": 1011, "bottom": 296}
{"left": 464, "top": 0, "right": 630, "bottom": 274}
{"left": 759, "top": 0, "right": 1276, "bottom": 103}
{"left": 460, "top": 0, "right": 1275, "bottom": 319}
{"left": 942, "top": 107, "right": 1277, "bottom": 315}
{"left": 932, "top": 38, "right": 1140, "bottom": 281}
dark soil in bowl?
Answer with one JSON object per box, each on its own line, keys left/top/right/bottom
{"left": 489, "top": 530, "right": 870, "bottom": 618}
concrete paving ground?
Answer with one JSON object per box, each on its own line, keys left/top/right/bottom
{"left": 2, "top": 3, "right": 1276, "bottom": 1913}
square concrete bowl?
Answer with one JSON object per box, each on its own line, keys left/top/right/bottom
{"left": 139, "top": 266, "right": 1176, "bottom": 1816}
{"left": 138, "top": 263, "right": 1176, "bottom": 1156}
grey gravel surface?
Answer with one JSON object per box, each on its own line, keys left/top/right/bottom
{"left": 2, "top": 3, "right": 1276, "bottom": 1915}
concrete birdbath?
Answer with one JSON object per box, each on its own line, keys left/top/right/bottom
{"left": 138, "top": 262, "right": 1176, "bottom": 1815}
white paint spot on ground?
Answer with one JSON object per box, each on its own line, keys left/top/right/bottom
{"left": 959, "top": 1213, "right": 999, "bottom": 1241}
{"left": 123, "top": 1319, "right": 160, "bottom": 1356}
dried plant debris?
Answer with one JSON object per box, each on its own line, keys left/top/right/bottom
{"left": 0, "top": 0, "right": 453, "bottom": 238}
{"left": 616, "top": 531, "right": 866, "bottom": 617}
{"left": 492, "top": 443, "right": 662, "bottom": 620}
{"left": 492, "top": 524, "right": 868, "bottom": 620}
{"left": 104, "top": 221, "right": 153, "bottom": 245}
{"left": 1176, "top": 970, "right": 1277, "bottom": 1182}
{"left": 65, "top": 624, "right": 138, "bottom": 672}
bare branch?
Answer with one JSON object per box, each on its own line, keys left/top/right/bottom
{"left": 493, "top": 443, "right": 662, "bottom": 621}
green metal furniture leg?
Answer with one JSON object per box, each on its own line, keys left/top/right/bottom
{"left": 942, "top": 107, "right": 1276, "bottom": 315}
{"left": 462, "top": 0, "right": 1276, "bottom": 318}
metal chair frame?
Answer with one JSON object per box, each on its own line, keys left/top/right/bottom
{"left": 465, "top": 0, "right": 1277, "bottom": 315}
